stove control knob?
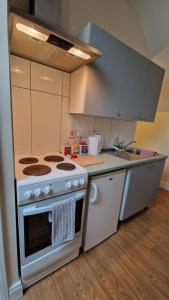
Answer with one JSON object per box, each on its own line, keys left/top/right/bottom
{"left": 79, "top": 178, "right": 85, "bottom": 186}
{"left": 73, "top": 180, "right": 79, "bottom": 187}
{"left": 24, "top": 191, "right": 32, "bottom": 200}
{"left": 43, "top": 186, "right": 52, "bottom": 195}
{"left": 66, "top": 181, "right": 72, "bottom": 189}
{"left": 34, "top": 188, "right": 41, "bottom": 197}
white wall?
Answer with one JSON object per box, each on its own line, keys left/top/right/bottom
{"left": 129, "top": 0, "right": 169, "bottom": 57}
{"left": 61, "top": 0, "right": 150, "bottom": 57}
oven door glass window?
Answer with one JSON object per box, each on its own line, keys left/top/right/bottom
{"left": 24, "top": 212, "right": 52, "bottom": 257}
{"left": 24, "top": 197, "right": 84, "bottom": 257}
{"left": 75, "top": 198, "right": 83, "bottom": 233}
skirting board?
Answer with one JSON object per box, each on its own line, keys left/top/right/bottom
{"left": 9, "top": 280, "right": 23, "bottom": 300}
{"left": 160, "top": 180, "right": 169, "bottom": 191}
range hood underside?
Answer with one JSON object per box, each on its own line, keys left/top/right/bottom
{"left": 9, "top": 11, "right": 101, "bottom": 72}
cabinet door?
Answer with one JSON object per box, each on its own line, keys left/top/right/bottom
{"left": 12, "top": 87, "right": 31, "bottom": 154}
{"left": 31, "top": 91, "right": 61, "bottom": 153}
{"left": 119, "top": 49, "right": 149, "bottom": 120}
{"left": 10, "top": 55, "right": 30, "bottom": 89}
{"left": 84, "top": 171, "right": 126, "bottom": 251}
{"left": 139, "top": 62, "right": 165, "bottom": 121}
{"left": 120, "top": 160, "right": 165, "bottom": 220}
{"left": 80, "top": 24, "right": 129, "bottom": 118}
{"left": 31, "top": 62, "right": 62, "bottom": 95}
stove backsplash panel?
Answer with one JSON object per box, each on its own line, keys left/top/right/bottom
{"left": 10, "top": 54, "right": 136, "bottom": 155}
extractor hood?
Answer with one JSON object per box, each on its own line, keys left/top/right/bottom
{"left": 9, "top": 6, "right": 101, "bottom": 72}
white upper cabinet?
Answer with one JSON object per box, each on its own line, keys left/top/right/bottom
{"left": 31, "top": 62, "right": 62, "bottom": 95}
{"left": 10, "top": 55, "right": 30, "bottom": 89}
{"left": 69, "top": 23, "right": 165, "bottom": 122}
{"left": 31, "top": 90, "right": 61, "bottom": 153}
{"left": 11, "top": 86, "right": 31, "bottom": 154}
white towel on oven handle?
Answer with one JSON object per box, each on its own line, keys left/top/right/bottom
{"left": 50, "top": 198, "right": 76, "bottom": 246}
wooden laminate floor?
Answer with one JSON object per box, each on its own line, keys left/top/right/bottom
{"left": 22, "top": 188, "right": 169, "bottom": 300}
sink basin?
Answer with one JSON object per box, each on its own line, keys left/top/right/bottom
{"left": 125, "top": 148, "right": 141, "bottom": 155}
{"left": 113, "top": 148, "right": 158, "bottom": 161}
{"left": 113, "top": 150, "right": 144, "bottom": 161}
{"left": 102, "top": 148, "right": 158, "bottom": 161}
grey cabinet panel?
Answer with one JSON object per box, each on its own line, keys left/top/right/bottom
{"left": 79, "top": 23, "right": 129, "bottom": 118}
{"left": 120, "top": 159, "right": 165, "bottom": 220}
{"left": 73, "top": 22, "right": 165, "bottom": 121}
{"left": 9, "top": 0, "right": 29, "bottom": 11}
{"left": 140, "top": 63, "right": 165, "bottom": 121}
{"left": 120, "top": 49, "right": 149, "bottom": 120}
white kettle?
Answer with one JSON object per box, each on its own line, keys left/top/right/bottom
{"left": 88, "top": 134, "right": 103, "bottom": 155}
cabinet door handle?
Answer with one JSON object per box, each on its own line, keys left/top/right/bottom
{"left": 138, "top": 116, "right": 144, "bottom": 121}
{"left": 90, "top": 182, "right": 98, "bottom": 204}
{"left": 147, "top": 164, "right": 154, "bottom": 170}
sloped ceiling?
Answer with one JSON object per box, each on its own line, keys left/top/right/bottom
{"left": 128, "top": 0, "right": 169, "bottom": 112}
{"left": 128, "top": 0, "right": 169, "bottom": 58}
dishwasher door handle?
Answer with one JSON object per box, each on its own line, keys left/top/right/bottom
{"left": 90, "top": 182, "right": 98, "bottom": 204}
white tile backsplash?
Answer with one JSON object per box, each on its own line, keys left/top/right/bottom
{"left": 109, "top": 119, "right": 136, "bottom": 147}
{"left": 94, "top": 117, "right": 112, "bottom": 148}
{"left": 11, "top": 55, "right": 136, "bottom": 155}
{"left": 74, "top": 115, "right": 95, "bottom": 138}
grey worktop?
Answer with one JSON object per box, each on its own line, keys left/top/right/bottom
{"left": 84, "top": 153, "right": 168, "bottom": 177}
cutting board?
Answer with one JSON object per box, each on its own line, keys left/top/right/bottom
{"left": 72, "top": 155, "right": 104, "bottom": 167}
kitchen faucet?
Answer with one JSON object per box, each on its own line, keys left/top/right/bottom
{"left": 113, "top": 139, "right": 136, "bottom": 151}
{"left": 123, "top": 140, "right": 136, "bottom": 149}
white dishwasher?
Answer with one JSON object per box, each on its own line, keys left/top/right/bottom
{"left": 83, "top": 170, "right": 126, "bottom": 251}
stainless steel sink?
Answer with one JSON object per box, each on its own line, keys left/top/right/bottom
{"left": 125, "top": 148, "right": 141, "bottom": 155}
{"left": 102, "top": 148, "right": 158, "bottom": 161}
{"left": 113, "top": 150, "right": 144, "bottom": 161}
{"left": 113, "top": 148, "right": 158, "bottom": 161}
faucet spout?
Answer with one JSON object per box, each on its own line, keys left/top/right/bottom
{"left": 123, "top": 140, "right": 136, "bottom": 149}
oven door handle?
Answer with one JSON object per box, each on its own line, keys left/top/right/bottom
{"left": 23, "top": 205, "right": 52, "bottom": 216}
{"left": 23, "top": 191, "right": 86, "bottom": 216}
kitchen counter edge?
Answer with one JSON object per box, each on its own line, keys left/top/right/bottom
{"left": 83, "top": 153, "right": 168, "bottom": 177}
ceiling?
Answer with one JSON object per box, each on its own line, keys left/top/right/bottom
{"left": 128, "top": 0, "right": 169, "bottom": 112}
{"left": 128, "top": 0, "right": 169, "bottom": 58}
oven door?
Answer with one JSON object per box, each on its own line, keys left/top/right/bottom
{"left": 18, "top": 190, "right": 86, "bottom": 265}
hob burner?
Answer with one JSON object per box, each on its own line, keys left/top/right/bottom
{"left": 57, "top": 163, "right": 76, "bottom": 171}
{"left": 44, "top": 155, "right": 64, "bottom": 162}
{"left": 19, "top": 157, "right": 39, "bottom": 164}
{"left": 23, "top": 165, "right": 51, "bottom": 176}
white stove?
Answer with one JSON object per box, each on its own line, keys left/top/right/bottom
{"left": 15, "top": 153, "right": 88, "bottom": 288}
{"left": 15, "top": 153, "right": 88, "bottom": 206}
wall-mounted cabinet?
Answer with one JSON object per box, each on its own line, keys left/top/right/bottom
{"left": 31, "top": 62, "right": 62, "bottom": 95}
{"left": 10, "top": 55, "right": 30, "bottom": 89}
{"left": 31, "top": 90, "right": 61, "bottom": 153}
{"left": 12, "top": 86, "right": 31, "bottom": 154}
{"left": 69, "top": 23, "right": 165, "bottom": 122}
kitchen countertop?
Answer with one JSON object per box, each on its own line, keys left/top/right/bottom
{"left": 84, "top": 153, "right": 168, "bottom": 176}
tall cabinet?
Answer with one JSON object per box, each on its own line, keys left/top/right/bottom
{"left": 69, "top": 23, "right": 165, "bottom": 122}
